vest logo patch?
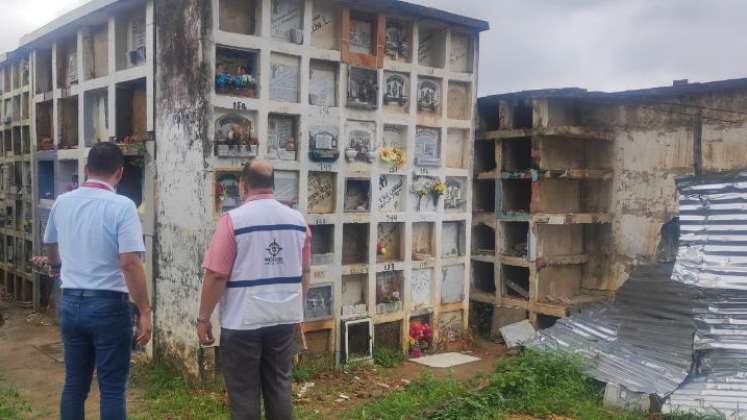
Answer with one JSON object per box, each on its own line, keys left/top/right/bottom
{"left": 265, "top": 239, "right": 284, "bottom": 265}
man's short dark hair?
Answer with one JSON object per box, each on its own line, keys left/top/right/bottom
{"left": 87, "top": 142, "right": 124, "bottom": 176}
{"left": 240, "top": 161, "right": 274, "bottom": 189}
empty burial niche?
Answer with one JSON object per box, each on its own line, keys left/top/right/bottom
{"left": 341, "top": 274, "right": 368, "bottom": 317}
{"left": 442, "top": 264, "right": 465, "bottom": 304}
{"left": 532, "top": 179, "right": 611, "bottom": 214}
{"left": 35, "top": 48, "right": 53, "bottom": 94}
{"left": 343, "top": 318, "right": 373, "bottom": 363}
{"left": 304, "top": 283, "right": 333, "bottom": 321}
{"left": 310, "top": 224, "right": 334, "bottom": 266}
{"left": 438, "top": 311, "right": 464, "bottom": 342}
{"left": 472, "top": 180, "right": 495, "bottom": 213}
{"left": 444, "top": 177, "right": 467, "bottom": 213}
{"left": 271, "top": 0, "right": 304, "bottom": 43}
{"left": 274, "top": 170, "right": 299, "bottom": 209}
{"left": 418, "top": 22, "right": 445, "bottom": 68}
{"left": 215, "top": 171, "right": 241, "bottom": 214}
{"left": 58, "top": 97, "right": 79, "bottom": 149}
{"left": 376, "top": 271, "right": 403, "bottom": 314}
{"left": 473, "top": 140, "right": 496, "bottom": 174}
{"left": 441, "top": 221, "right": 466, "bottom": 258}
{"left": 309, "top": 60, "right": 338, "bottom": 107}
{"left": 502, "top": 139, "right": 532, "bottom": 172}
{"left": 449, "top": 31, "right": 474, "bottom": 73}
{"left": 219, "top": 0, "right": 258, "bottom": 35}
{"left": 215, "top": 46, "right": 259, "bottom": 98}
{"left": 536, "top": 314, "right": 560, "bottom": 330}
{"left": 469, "top": 301, "right": 493, "bottom": 338}
{"left": 499, "top": 98, "right": 534, "bottom": 130}
{"left": 56, "top": 160, "right": 78, "bottom": 197}
{"left": 342, "top": 223, "right": 369, "bottom": 265}
{"left": 412, "top": 222, "right": 435, "bottom": 261}
{"left": 270, "top": 53, "right": 300, "bottom": 103}
{"left": 12, "top": 96, "right": 20, "bottom": 122}
{"left": 116, "top": 78, "right": 147, "bottom": 142}
{"left": 471, "top": 224, "right": 495, "bottom": 256}
{"left": 12, "top": 128, "right": 20, "bottom": 156}
{"left": 82, "top": 23, "right": 109, "bottom": 80}
{"left": 536, "top": 138, "right": 612, "bottom": 172}
{"left": 374, "top": 320, "right": 402, "bottom": 351}
{"left": 21, "top": 93, "right": 29, "bottom": 120}
{"left": 446, "top": 128, "right": 469, "bottom": 169}
{"left": 502, "top": 222, "right": 529, "bottom": 258}
{"left": 501, "top": 180, "right": 531, "bottom": 213}
{"left": 37, "top": 161, "right": 54, "bottom": 200}
{"left": 119, "top": 157, "right": 144, "bottom": 207}
{"left": 537, "top": 265, "right": 583, "bottom": 304}
{"left": 377, "top": 222, "right": 404, "bottom": 263}
{"left": 344, "top": 178, "right": 371, "bottom": 213}
{"left": 305, "top": 329, "right": 331, "bottom": 354}
{"left": 3, "top": 66, "right": 9, "bottom": 92}
{"left": 267, "top": 113, "right": 298, "bottom": 160}
{"left": 21, "top": 127, "right": 30, "bottom": 156}
{"left": 307, "top": 172, "right": 337, "bottom": 214}
{"left": 84, "top": 89, "right": 109, "bottom": 146}
{"left": 472, "top": 261, "right": 496, "bottom": 295}
{"left": 116, "top": 7, "right": 147, "bottom": 70}
{"left": 447, "top": 81, "right": 471, "bottom": 120}
{"left": 57, "top": 36, "right": 78, "bottom": 88}
{"left": 502, "top": 265, "right": 529, "bottom": 301}
{"left": 311, "top": 0, "right": 339, "bottom": 50}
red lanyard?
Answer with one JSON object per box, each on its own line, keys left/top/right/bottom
{"left": 81, "top": 181, "right": 115, "bottom": 192}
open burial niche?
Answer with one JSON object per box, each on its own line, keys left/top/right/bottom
{"left": 307, "top": 172, "right": 336, "bottom": 214}
{"left": 115, "top": 78, "right": 147, "bottom": 142}
{"left": 344, "top": 178, "right": 371, "bottom": 212}
{"left": 215, "top": 111, "right": 258, "bottom": 158}
{"left": 472, "top": 261, "right": 496, "bottom": 295}
{"left": 342, "top": 223, "right": 369, "bottom": 265}
{"left": 376, "top": 271, "right": 403, "bottom": 314}
{"left": 377, "top": 222, "right": 404, "bottom": 263}
{"left": 58, "top": 96, "right": 79, "bottom": 149}
{"left": 342, "top": 318, "right": 373, "bottom": 363}
{"left": 84, "top": 89, "right": 109, "bottom": 146}
{"left": 310, "top": 224, "right": 334, "bottom": 266}
{"left": 341, "top": 274, "right": 368, "bottom": 317}
{"left": 82, "top": 23, "right": 109, "bottom": 81}
{"left": 304, "top": 283, "right": 333, "bottom": 321}
{"left": 116, "top": 7, "right": 147, "bottom": 70}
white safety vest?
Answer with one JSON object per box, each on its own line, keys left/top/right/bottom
{"left": 219, "top": 198, "right": 306, "bottom": 330}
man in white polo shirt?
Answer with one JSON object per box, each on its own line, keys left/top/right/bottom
{"left": 44, "top": 142, "right": 151, "bottom": 420}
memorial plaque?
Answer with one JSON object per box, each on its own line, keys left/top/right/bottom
{"left": 350, "top": 16, "right": 374, "bottom": 55}
{"left": 417, "top": 78, "right": 440, "bottom": 113}
{"left": 311, "top": 1, "right": 339, "bottom": 50}
{"left": 344, "top": 120, "right": 377, "bottom": 163}
{"left": 216, "top": 172, "right": 242, "bottom": 213}
{"left": 275, "top": 170, "right": 299, "bottom": 209}
{"left": 385, "top": 19, "right": 410, "bottom": 61}
{"left": 344, "top": 179, "right": 371, "bottom": 212}
{"left": 342, "top": 274, "right": 368, "bottom": 316}
{"left": 418, "top": 26, "right": 444, "bottom": 68}
{"left": 128, "top": 15, "right": 146, "bottom": 66}
{"left": 412, "top": 222, "right": 434, "bottom": 260}
{"left": 383, "top": 125, "right": 406, "bottom": 149}
{"left": 267, "top": 114, "right": 298, "bottom": 161}
{"left": 438, "top": 311, "right": 464, "bottom": 341}
{"left": 383, "top": 72, "right": 409, "bottom": 110}
{"left": 305, "top": 284, "right": 334, "bottom": 321}
{"left": 309, "top": 126, "right": 340, "bottom": 162}
{"left": 271, "top": 0, "right": 304, "bottom": 43}
{"left": 377, "top": 175, "right": 405, "bottom": 213}
{"left": 66, "top": 48, "right": 78, "bottom": 85}
{"left": 347, "top": 67, "right": 378, "bottom": 110}
{"left": 309, "top": 61, "right": 337, "bottom": 107}
{"left": 442, "top": 221, "right": 465, "bottom": 257}
{"left": 376, "top": 271, "right": 403, "bottom": 314}
{"left": 447, "top": 82, "right": 471, "bottom": 120}
{"left": 449, "top": 32, "right": 473, "bottom": 73}
{"left": 307, "top": 172, "right": 336, "bottom": 214}
{"left": 444, "top": 177, "right": 467, "bottom": 212}
{"left": 411, "top": 269, "right": 433, "bottom": 308}
{"left": 215, "top": 113, "right": 258, "bottom": 158}
{"left": 410, "top": 176, "right": 439, "bottom": 213}
{"left": 270, "top": 54, "right": 300, "bottom": 103}
{"left": 415, "top": 127, "right": 441, "bottom": 167}
{"left": 446, "top": 129, "right": 468, "bottom": 169}
{"left": 441, "top": 265, "right": 465, "bottom": 304}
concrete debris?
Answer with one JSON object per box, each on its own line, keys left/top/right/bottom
{"left": 499, "top": 320, "right": 536, "bottom": 349}
{"left": 409, "top": 352, "right": 480, "bottom": 368}
{"left": 603, "top": 384, "right": 651, "bottom": 412}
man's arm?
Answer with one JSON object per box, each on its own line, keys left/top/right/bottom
{"left": 197, "top": 269, "right": 228, "bottom": 346}
{"left": 120, "top": 253, "right": 151, "bottom": 346}
{"left": 44, "top": 244, "right": 61, "bottom": 273}
{"left": 302, "top": 225, "right": 312, "bottom": 299}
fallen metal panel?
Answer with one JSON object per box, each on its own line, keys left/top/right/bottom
{"left": 663, "top": 372, "right": 747, "bottom": 419}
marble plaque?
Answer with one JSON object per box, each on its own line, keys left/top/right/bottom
{"left": 446, "top": 129, "right": 468, "bottom": 169}
{"left": 344, "top": 179, "right": 371, "bottom": 212}
{"left": 415, "top": 127, "right": 441, "bottom": 167}
{"left": 307, "top": 172, "right": 336, "bottom": 214}
{"left": 275, "top": 170, "right": 299, "bottom": 209}
{"left": 449, "top": 32, "right": 473, "bottom": 73}
{"left": 311, "top": 1, "right": 338, "bottom": 50}
{"left": 267, "top": 114, "right": 298, "bottom": 160}
{"left": 444, "top": 177, "right": 467, "bottom": 212}
{"left": 383, "top": 125, "right": 406, "bottom": 149}
{"left": 412, "top": 222, "right": 434, "bottom": 260}
{"left": 216, "top": 172, "right": 241, "bottom": 213}
{"left": 305, "top": 284, "right": 333, "bottom": 321}
{"left": 345, "top": 120, "right": 377, "bottom": 163}
{"left": 347, "top": 67, "right": 378, "bottom": 110}
{"left": 442, "top": 221, "right": 465, "bottom": 257}
{"left": 438, "top": 311, "right": 464, "bottom": 341}
{"left": 411, "top": 269, "right": 433, "bottom": 308}
{"left": 342, "top": 274, "right": 368, "bottom": 316}
{"left": 270, "top": 54, "right": 300, "bottom": 103}
{"left": 215, "top": 113, "right": 257, "bottom": 158}
{"left": 271, "top": 0, "right": 303, "bottom": 42}
{"left": 309, "top": 61, "right": 337, "bottom": 106}
{"left": 441, "top": 265, "right": 465, "bottom": 304}
{"left": 383, "top": 72, "right": 409, "bottom": 109}
{"left": 385, "top": 20, "right": 410, "bottom": 61}
{"left": 350, "top": 17, "right": 374, "bottom": 54}
{"left": 377, "top": 175, "right": 405, "bottom": 213}
{"left": 410, "top": 176, "right": 439, "bottom": 213}
{"left": 309, "top": 126, "right": 339, "bottom": 162}
{"left": 417, "top": 78, "right": 440, "bottom": 113}
{"left": 447, "top": 82, "right": 471, "bottom": 120}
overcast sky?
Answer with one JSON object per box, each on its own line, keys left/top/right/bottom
{"left": 2, "top": 0, "right": 746, "bottom": 96}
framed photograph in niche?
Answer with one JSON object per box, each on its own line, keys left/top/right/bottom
{"left": 271, "top": 0, "right": 304, "bottom": 43}
{"left": 377, "top": 175, "right": 405, "bottom": 213}
{"left": 383, "top": 71, "right": 409, "bottom": 112}
{"left": 215, "top": 46, "right": 259, "bottom": 98}
{"left": 447, "top": 81, "right": 471, "bottom": 120}
{"left": 270, "top": 53, "right": 300, "bottom": 103}
{"left": 417, "top": 77, "right": 441, "bottom": 114}
{"left": 274, "top": 170, "right": 299, "bottom": 209}
{"left": 307, "top": 171, "right": 337, "bottom": 214}
{"left": 309, "top": 60, "right": 338, "bottom": 107}
{"left": 311, "top": 1, "right": 339, "bottom": 50}
{"left": 267, "top": 114, "right": 298, "bottom": 161}
{"left": 347, "top": 67, "right": 378, "bottom": 110}
{"left": 349, "top": 11, "right": 376, "bottom": 55}
{"left": 385, "top": 18, "right": 411, "bottom": 62}
{"left": 449, "top": 32, "right": 474, "bottom": 73}
{"left": 415, "top": 127, "right": 441, "bottom": 167}
{"left": 305, "top": 284, "right": 334, "bottom": 321}
{"left": 309, "top": 126, "right": 340, "bottom": 162}
{"left": 344, "top": 120, "right": 377, "bottom": 163}
{"left": 214, "top": 113, "right": 258, "bottom": 158}
{"left": 444, "top": 177, "right": 467, "bottom": 212}
{"left": 215, "top": 171, "right": 242, "bottom": 214}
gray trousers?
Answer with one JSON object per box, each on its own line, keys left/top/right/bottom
{"left": 220, "top": 324, "right": 296, "bottom": 420}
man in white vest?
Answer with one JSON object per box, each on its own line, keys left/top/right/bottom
{"left": 197, "top": 160, "right": 311, "bottom": 420}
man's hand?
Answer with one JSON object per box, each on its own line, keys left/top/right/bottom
{"left": 137, "top": 309, "right": 152, "bottom": 346}
{"left": 197, "top": 320, "right": 215, "bottom": 346}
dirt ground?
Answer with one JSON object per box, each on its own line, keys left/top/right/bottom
{"left": 0, "top": 298, "right": 507, "bottom": 419}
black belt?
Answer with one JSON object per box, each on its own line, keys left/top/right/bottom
{"left": 63, "top": 289, "right": 129, "bottom": 301}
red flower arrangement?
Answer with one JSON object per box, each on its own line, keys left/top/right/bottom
{"left": 408, "top": 320, "right": 433, "bottom": 358}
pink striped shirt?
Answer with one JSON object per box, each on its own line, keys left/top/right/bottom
{"left": 202, "top": 194, "right": 311, "bottom": 276}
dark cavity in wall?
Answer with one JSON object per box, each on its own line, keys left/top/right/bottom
{"left": 656, "top": 218, "right": 680, "bottom": 263}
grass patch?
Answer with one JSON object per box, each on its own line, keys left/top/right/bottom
{"left": 293, "top": 353, "right": 335, "bottom": 383}
{"left": 0, "top": 376, "right": 31, "bottom": 420}
{"left": 373, "top": 346, "right": 406, "bottom": 369}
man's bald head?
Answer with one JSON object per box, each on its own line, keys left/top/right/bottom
{"left": 241, "top": 160, "right": 274, "bottom": 191}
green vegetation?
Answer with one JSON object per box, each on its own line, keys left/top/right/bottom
{"left": 292, "top": 353, "right": 335, "bottom": 383}
{"left": 372, "top": 346, "right": 406, "bottom": 369}
{"left": 0, "top": 376, "right": 31, "bottom": 420}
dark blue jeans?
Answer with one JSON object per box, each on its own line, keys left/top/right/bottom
{"left": 59, "top": 291, "right": 132, "bottom": 420}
